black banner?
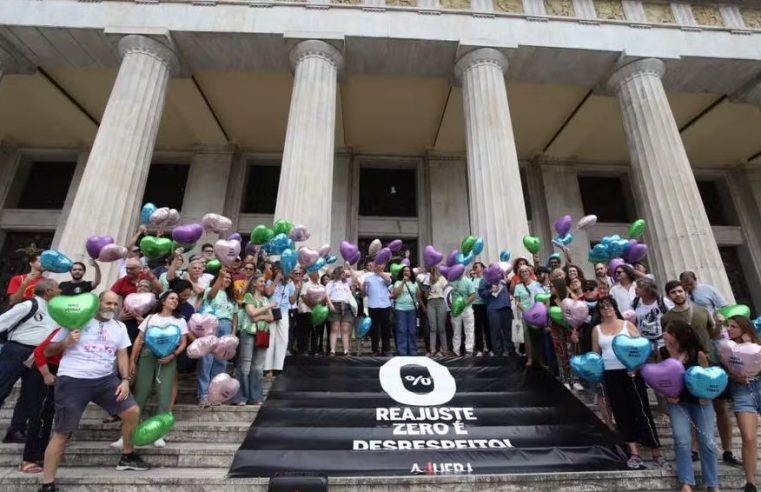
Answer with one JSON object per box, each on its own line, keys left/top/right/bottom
{"left": 228, "top": 356, "right": 627, "bottom": 477}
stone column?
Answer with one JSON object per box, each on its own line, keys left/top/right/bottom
{"left": 454, "top": 48, "right": 529, "bottom": 263}
{"left": 56, "top": 35, "right": 179, "bottom": 284}
{"left": 274, "top": 40, "right": 343, "bottom": 248}
{"left": 607, "top": 58, "right": 733, "bottom": 300}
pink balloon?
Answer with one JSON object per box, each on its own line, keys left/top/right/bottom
{"left": 298, "top": 247, "right": 319, "bottom": 268}
{"left": 188, "top": 313, "right": 219, "bottom": 338}
{"left": 149, "top": 207, "right": 171, "bottom": 227}
{"left": 387, "top": 239, "right": 403, "bottom": 253}
{"left": 524, "top": 301, "right": 548, "bottom": 327}
{"left": 164, "top": 209, "right": 181, "bottom": 228}
{"left": 554, "top": 214, "right": 573, "bottom": 236}
{"left": 317, "top": 244, "right": 331, "bottom": 258}
{"left": 368, "top": 239, "right": 382, "bottom": 258}
{"left": 288, "top": 225, "right": 310, "bottom": 242}
{"left": 719, "top": 340, "right": 761, "bottom": 378}
{"left": 622, "top": 310, "right": 637, "bottom": 325}
{"left": 561, "top": 298, "right": 589, "bottom": 329}
{"left": 214, "top": 239, "right": 241, "bottom": 267}
{"left": 306, "top": 285, "right": 326, "bottom": 304}
{"left": 207, "top": 373, "right": 240, "bottom": 405}
{"left": 98, "top": 244, "right": 128, "bottom": 262}
{"left": 445, "top": 249, "right": 459, "bottom": 267}
{"left": 423, "top": 245, "right": 443, "bottom": 268}
{"left": 339, "top": 240, "right": 359, "bottom": 261}
{"left": 576, "top": 214, "right": 597, "bottom": 231}
{"left": 86, "top": 235, "right": 114, "bottom": 259}
{"left": 212, "top": 335, "right": 239, "bottom": 361}
{"left": 186, "top": 335, "right": 219, "bottom": 359}
{"left": 202, "top": 213, "right": 232, "bottom": 234}
{"left": 498, "top": 261, "right": 512, "bottom": 273}
{"left": 640, "top": 358, "right": 685, "bottom": 398}
{"left": 374, "top": 247, "right": 391, "bottom": 266}
{"left": 123, "top": 293, "right": 156, "bottom": 317}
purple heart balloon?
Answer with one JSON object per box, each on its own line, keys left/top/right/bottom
{"left": 86, "top": 235, "right": 114, "bottom": 259}
{"left": 245, "top": 242, "right": 256, "bottom": 255}
{"left": 401, "top": 258, "right": 410, "bottom": 266}
{"left": 172, "top": 224, "right": 204, "bottom": 245}
{"left": 348, "top": 251, "right": 361, "bottom": 265}
{"left": 423, "top": 245, "right": 443, "bottom": 268}
{"left": 554, "top": 214, "right": 573, "bottom": 236}
{"left": 228, "top": 232, "right": 242, "bottom": 242}
{"left": 439, "top": 265, "right": 450, "bottom": 279}
{"left": 640, "top": 358, "right": 685, "bottom": 398}
{"left": 445, "top": 263, "right": 465, "bottom": 282}
{"left": 623, "top": 239, "right": 637, "bottom": 257}
{"left": 339, "top": 240, "right": 359, "bottom": 261}
{"left": 483, "top": 263, "right": 503, "bottom": 285}
{"left": 524, "top": 301, "right": 548, "bottom": 327}
{"left": 627, "top": 243, "right": 648, "bottom": 263}
{"left": 374, "top": 247, "right": 392, "bottom": 266}
{"left": 387, "top": 239, "right": 403, "bottom": 253}
{"left": 608, "top": 258, "right": 625, "bottom": 278}
{"left": 446, "top": 249, "right": 459, "bottom": 267}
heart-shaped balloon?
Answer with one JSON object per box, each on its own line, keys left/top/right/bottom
{"left": 268, "top": 233, "right": 290, "bottom": 255}
{"left": 499, "top": 250, "right": 511, "bottom": 262}
{"left": 368, "top": 239, "right": 382, "bottom": 258}
{"left": 522, "top": 235, "right": 541, "bottom": 254}
{"left": 444, "top": 263, "right": 465, "bottom": 282}
{"left": 451, "top": 296, "right": 466, "bottom": 317}
{"left": 718, "top": 304, "right": 751, "bottom": 320}
{"left": 339, "top": 241, "right": 359, "bottom": 262}
{"left": 640, "top": 358, "right": 685, "bottom": 398}
{"left": 141, "top": 203, "right": 157, "bottom": 225}
{"left": 306, "top": 257, "right": 326, "bottom": 274}
{"left": 549, "top": 306, "right": 570, "bottom": 329}
{"left": 306, "top": 284, "right": 327, "bottom": 304}
{"left": 251, "top": 224, "right": 275, "bottom": 245}
{"left": 140, "top": 236, "right": 173, "bottom": 259}
{"left": 280, "top": 248, "right": 298, "bottom": 276}
{"left": 455, "top": 251, "right": 475, "bottom": 266}
{"left": 627, "top": 243, "right": 648, "bottom": 263}
{"left": 387, "top": 239, "right": 403, "bottom": 253}
{"left": 298, "top": 247, "right": 320, "bottom": 268}
{"left": 554, "top": 215, "right": 573, "bottom": 236}
{"left": 499, "top": 261, "right": 512, "bottom": 273}
{"left": 149, "top": 207, "right": 171, "bottom": 227}
{"left": 348, "top": 251, "right": 361, "bottom": 266}
{"left": 390, "top": 263, "right": 405, "bottom": 280}
{"left": 621, "top": 309, "right": 637, "bottom": 325}
{"left": 41, "top": 250, "right": 73, "bottom": 273}
{"left": 445, "top": 249, "right": 459, "bottom": 267}
{"left": 228, "top": 233, "right": 242, "bottom": 243}
{"left": 206, "top": 259, "right": 221, "bottom": 274}
{"left": 188, "top": 313, "right": 219, "bottom": 338}
{"left": 312, "top": 305, "right": 329, "bottom": 326}
{"left": 212, "top": 334, "right": 239, "bottom": 360}
{"left": 685, "top": 366, "right": 728, "bottom": 400}
{"left": 144, "top": 323, "right": 182, "bottom": 358}
{"left": 718, "top": 340, "right": 761, "bottom": 378}
{"left": 524, "top": 301, "right": 548, "bottom": 327}
{"left": 123, "top": 293, "right": 156, "bottom": 317}
{"left": 97, "top": 244, "right": 127, "bottom": 262}
{"left": 461, "top": 236, "right": 477, "bottom": 256}
{"left": 483, "top": 263, "right": 503, "bottom": 285}
{"left": 317, "top": 244, "right": 331, "bottom": 258}
{"left": 48, "top": 293, "right": 99, "bottom": 329}
{"left": 357, "top": 317, "right": 372, "bottom": 337}
{"left": 570, "top": 352, "right": 604, "bottom": 384}
{"left": 589, "top": 243, "right": 610, "bottom": 263}
{"left": 86, "top": 235, "right": 114, "bottom": 259}
{"left": 400, "top": 258, "right": 410, "bottom": 267}
{"left": 423, "top": 245, "right": 443, "bottom": 268}
{"left": 577, "top": 214, "right": 597, "bottom": 231}
{"left": 164, "top": 209, "right": 181, "bottom": 228}
{"left": 202, "top": 213, "right": 233, "bottom": 234}
{"left": 374, "top": 247, "right": 392, "bottom": 266}
{"left": 560, "top": 298, "right": 589, "bottom": 329}
{"left": 208, "top": 373, "right": 240, "bottom": 405}
{"left": 132, "top": 413, "right": 174, "bottom": 447}
{"left": 628, "top": 219, "right": 646, "bottom": 239}
{"left": 288, "top": 225, "right": 310, "bottom": 242}
{"left": 534, "top": 293, "right": 551, "bottom": 303}
{"left": 325, "top": 255, "right": 338, "bottom": 265}
{"left": 612, "top": 334, "right": 652, "bottom": 372}
{"left": 186, "top": 335, "right": 219, "bottom": 359}
{"left": 608, "top": 258, "right": 625, "bottom": 278}
{"left": 272, "top": 219, "right": 293, "bottom": 236}
{"left": 214, "top": 239, "right": 241, "bottom": 267}
{"left": 471, "top": 237, "right": 484, "bottom": 256}
{"left": 553, "top": 233, "right": 574, "bottom": 246}
{"left": 172, "top": 224, "right": 204, "bottom": 245}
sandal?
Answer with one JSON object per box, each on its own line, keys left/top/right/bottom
{"left": 19, "top": 461, "right": 43, "bottom": 473}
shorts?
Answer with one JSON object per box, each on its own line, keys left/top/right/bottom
{"left": 54, "top": 374, "right": 137, "bottom": 433}
{"left": 328, "top": 302, "right": 354, "bottom": 323}
{"left": 730, "top": 379, "right": 761, "bottom": 414}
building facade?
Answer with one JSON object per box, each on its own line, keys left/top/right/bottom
{"left": 1, "top": 0, "right": 761, "bottom": 310}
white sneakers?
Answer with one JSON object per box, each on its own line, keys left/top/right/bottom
{"left": 153, "top": 438, "right": 166, "bottom": 448}
{"left": 110, "top": 437, "right": 123, "bottom": 449}
{"left": 109, "top": 436, "right": 166, "bottom": 449}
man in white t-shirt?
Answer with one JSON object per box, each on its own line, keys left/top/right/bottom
{"left": 39, "top": 292, "right": 148, "bottom": 492}
{"left": 632, "top": 277, "right": 674, "bottom": 350}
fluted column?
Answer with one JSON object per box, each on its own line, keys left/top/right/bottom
{"left": 608, "top": 58, "right": 733, "bottom": 300}
{"left": 454, "top": 49, "right": 529, "bottom": 263}
{"left": 56, "top": 35, "right": 178, "bottom": 284}
{"left": 274, "top": 40, "right": 343, "bottom": 248}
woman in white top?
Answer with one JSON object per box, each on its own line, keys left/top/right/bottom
{"left": 426, "top": 267, "right": 449, "bottom": 357}
{"left": 609, "top": 264, "right": 637, "bottom": 313}
{"left": 326, "top": 266, "right": 356, "bottom": 356}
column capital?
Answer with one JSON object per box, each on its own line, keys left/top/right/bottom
{"left": 289, "top": 40, "right": 344, "bottom": 72}
{"left": 606, "top": 58, "right": 665, "bottom": 93}
{"left": 118, "top": 34, "right": 180, "bottom": 76}
{"left": 453, "top": 48, "right": 508, "bottom": 86}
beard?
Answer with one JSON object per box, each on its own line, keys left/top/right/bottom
{"left": 98, "top": 310, "right": 115, "bottom": 320}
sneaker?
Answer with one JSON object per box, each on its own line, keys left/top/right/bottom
{"left": 37, "top": 484, "right": 59, "bottom": 492}
{"left": 723, "top": 450, "right": 743, "bottom": 468}
{"left": 153, "top": 438, "right": 166, "bottom": 448}
{"left": 572, "top": 382, "right": 584, "bottom": 391}
{"left": 488, "top": 351, "right": 495, "bottom": 356}
{"left": 744, "top": 483, "right": 758, "bottom": 492}
{"left": 626, "top": 455, "right": 644, "bottom": 469}
{"left": 453, "top": 351, "right": 461, "bottom": 357}
{"left": 564, "top": 383, "right": 572, "bottom": 390}
{"left": 434, "top": 352, "right": 443, "bottom": 358}
{"left": 654, "top": 456, "right": 672, "bottom": 471}
{"left": 110, "top": 437, "right": 124, "bottom": 450}
{"left": 475, "top": 351, "right": 483, "bottom": 357}
{"left": 199, "top": 397, "right": 210, "bottom": 408}
{"left": 116, "top": 453, "right": 150, "bottom": 471}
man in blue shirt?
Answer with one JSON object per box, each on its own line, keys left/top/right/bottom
{"left": 678, "top": 271, "right": 728, "bottom": 317}
{"left": 477, "top": 275, "right": 515, "bottom": 356}
{"left": 362, "top": 261, "right": 393, "bottom": 356}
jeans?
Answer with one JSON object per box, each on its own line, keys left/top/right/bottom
{"left": 394, "top": 309, "right": 417, "bottom": 356}
{"left": 488, "top": 307, "right": 514, "bottom": 355}
{"left": 197, "top": 318, "right": 232, "bottom": 398}
{"left": 668, "top": 401, "right": 718, "bottom": 488}
{"left": 451, "top": 309, "right": 475, "bottom": 355}
{"left": 0, "top": 341, "right": 36, "bottom": 434}
{"left": 427, "top": 298, "right": 447, "bottom": 354}
{"left": 235, "top": 332, "right": 266, "bottom": 403}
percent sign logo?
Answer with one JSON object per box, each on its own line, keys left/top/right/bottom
{"left": 405, "top": 375, "right": 432, "bottom": 386}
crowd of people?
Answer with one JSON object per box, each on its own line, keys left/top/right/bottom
{"left": 0, "top": 223, "right": 757, "bottom": 492}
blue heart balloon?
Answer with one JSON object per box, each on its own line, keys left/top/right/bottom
{"left": 554, "top": 233, "right": 574, "bottom": 246}
{"left": 325, "top": 255, "right": 338, "bottom": 265}
{"left": 268, "top": 233, "right": 290, "bottom": 255}
{"left": 685, "top": 366, "right": 728, "bottom": 400}
{"left": 141, "top": 203, "right": 157, "bottom": 225}
{"left": 471, "top": 238, "right": 484, "bottom": 256}
{"left": 144, "top": 324, "right": 182, "bottom": 358}
{"left": 40, "top": 250, "right": 73, "bottom": 273}
{"left": 754, "top": 317, "right": 761, "bottom": 337}
{"left": 455, "top": 251, "right": 475, "bottom": 266}
{"left": 612, "top": 334, "right": 652, "bottom": 372}
{"left": 357, "top": 317, "right": 372, "bottom": 337}
{"left": 499, "top": 250, "right": 511, "bottom": 262}
{"left": 570, "top": 352, "right": 604, "bottom": 384}
{"left": 306, "top": 257, "right": 326, "bottom": 274}
{"left": 280, "top": 248, "right": 297, "bottom": 276}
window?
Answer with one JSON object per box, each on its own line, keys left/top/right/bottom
{"left": 577, "top": 176, "right": 633, "bottom": 223}
{"left": 142, "top": 164, "right": 189, "bottom": 211}
{"left": 696, "top": 179, "right": 736, "bottom": 226}
{"left": 359, "top": 167, "right": 417, "bottom": 217}
{"left": 6, "top": 161, "right": 76, "bottom": 209}
{"left": 241, "top": 163, "right": 280, "bottom": 214}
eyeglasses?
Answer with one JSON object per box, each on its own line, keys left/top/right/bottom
{"left": 615, "top": 270, "right": 624, "bottom": 275}
{"left": 244, "top": 267, "right": 255, "bottom": 271}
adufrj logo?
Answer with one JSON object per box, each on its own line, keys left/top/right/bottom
{"left": 379, "top": 356, "right": 456, "bottom": 406}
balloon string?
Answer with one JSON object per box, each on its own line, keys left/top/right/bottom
{"left": 672, "top": 403, "right": 722, "bottom": 454}
{"left": 630, "top": 374, "right": 660, "bottom": 448}
{"left": 156, "top": 363, "right": 162, "bottom": 385}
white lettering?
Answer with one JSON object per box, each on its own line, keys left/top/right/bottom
{"left": 453, "top": 421, "right": 468, "bottom": 435}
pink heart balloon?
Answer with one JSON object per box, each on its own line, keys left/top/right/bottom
{"left": 719, "top": 340, "right": 761, "bottom": 378}
{"left": 288, "top": 225, "right": 310, "bottom": 242}
{"left": 212, "top": 335, "right": 239, "bottom": 360}
{"left": 374, "top": 247, "right": 391, "bottom": 266}
{"left": 306, "top": 285, "right": 326, "bottom": 304}
{"left": 640, "top": 358, "right": 685, "bottom": 398}
{"left": 298, "top": 247, "right": 319, "bottom": 268}
{"left": 98, "top": 244, "right": 128, "bottom": 263}
{"left": 164, "top": 209, "right": 181, "bottom": 228}
{"left": 561, "top": 298, "right": 589, "bottom": 329}
{"left": 123, "top": 293, "right": 156, "bottom": 317}
{"left": 622, "top": 310, "right": 637, "bottom": 325}
{"left": 188, "top": 313, "right": 219, "bottom": 338}
{"left": 86, "top": 235, "right": 114, "bottom": 259}
{"left": 498, "top": 261, "right": 512, "bottom": 273}
{"left": 214, "top": 239, "right": 241, "bottom": 267}
{"left": 577, "top": 214, "right": 597, "bottom": 231}
{"left": 207, "top": 373, "right": 240, "bottom": 405}
{"left": 149, "top": 207, "right": 171, "bottom": 227}
{"left": 368, "top": 239, "right": 382, "bottom": 258}
{"left": 186, "top": 335, "right": 219, "bottom": 359}
{"left": 524, "top": 301, "right": 548, "bottom": 327}
{"left": 317, "top": 244, "right": 331, "bottom": 258}
{"left": 201, "top": 213, "right": 232, "bottom": 234}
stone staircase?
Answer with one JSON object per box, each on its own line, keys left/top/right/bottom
{"left": 0, "top": 368, "right": 757, "bottom": 491}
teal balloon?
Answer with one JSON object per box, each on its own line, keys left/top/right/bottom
{"left": 471, "top": 238, "right": 484, "bottom": 256}
{"left": 269, "top": 233, "right": 290, "bottom": 255}
{"left": 40, "top": 250, "right": 73, "bottom": 273}
{"left": 141, "top": 203, "right": 156, "bottom": 225}
{"left": 280, "top": 248, "right": 297, "bottom": 276}
{"left": 611, "top": 334, "right": 651, "bottom": 372}
{"left": 144, "top": 324, "right": 181, "bottom": 358}
{"left": 325, "top": 255, "right": 338, "bottom": 265}
{"left": 685, "top": 366, "right": 728, "bottom": 400}
{"left": 357, "top": 317, "right": 372, "bottom": 337}
{"left": 499, "top": 250, "right": 511, "bottom": 262}
{"left": 553, "top": 233, "right": 574, "bottom": 246}
{"left": 132, "top": 413, "right": 174, "bottom": 447}
{"left": 306, "top": 257, "right": 326, "bottom": 273}
{"left": 570, "top": 352, "right": 604, "bottom": 384}
{"left": 455, "top": 251, "right": 475, "bottom": 266}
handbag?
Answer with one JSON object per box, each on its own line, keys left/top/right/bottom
{"left": 255, "top": 329, "right": 270, "bottom": 348}
{"left": 270, "top": 285, "right": 286, "bottom": 321}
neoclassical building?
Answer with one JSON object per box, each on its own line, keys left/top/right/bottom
{"left": 1, "top": 0, "right": 761, "bottom": 311}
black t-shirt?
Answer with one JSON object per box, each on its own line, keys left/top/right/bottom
{"left": 59, "top": 281, "right": 93, "bottom": 296}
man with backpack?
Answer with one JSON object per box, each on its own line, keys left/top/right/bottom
{"left": 631, "top": 277, "right": 673, "bottom": 351}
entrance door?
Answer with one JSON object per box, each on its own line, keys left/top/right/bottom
{"left": 0, "top": 231, "right": 54, "bottom": 307}
{"left": 719, "top": 246, "right": 755, "bottom": 315}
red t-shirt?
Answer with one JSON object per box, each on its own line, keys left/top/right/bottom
{"left": 7, "top": 274, "right": 41, "bottom": 300}
{"left": 110, "top": 273, "right": 149, "bottom": 298}
{"left": 34, "top": 328, "right": 62, "bottom": 368}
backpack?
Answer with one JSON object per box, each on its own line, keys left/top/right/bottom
{"left": 0, "top": 298, "right": 39, "bottom": 344}
{"left": 631, "top": 296, "right": 668, "bottom": 314}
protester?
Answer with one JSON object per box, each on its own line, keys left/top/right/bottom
{"left": 391, "top": 266, "right": 420, "bottom": 356}
{"left": 59, "top": 260, "right": 101, "bottom": 295}
{"left": 449, "top": 274, "right": 476, "bottom": 357}
{"left": 513, "top": 265, "right": 544, "bottom": 367}
{"left": 40, "top": 292, "right": 148, "bottom": 492}
{"left": 118, "top": 225, "right": 147, "bottom": 278}
{"left": 111, "top": 258, "right": 162, "bottom": 298}
{"left": 470, "top": 263, "right": 490, "bottom": 357}
{"left": 679, "top": 271, "right": 727, "bottom": 317}
{"left": 326, "top": 266, "right": 357, "bottom": 356}
{"left": 264, "top": 264, "right": 296, "bottom": 375}
{"left": 477, "top": 269, "right": 514, "bottom": 357}
{"left": 7, "top": 254, "right": 44, "bottom": 307}
{"left": 166, "top": 254, "right": 212, "bottom": 308}
{"left": 579, "top": 280, "right": 613, "bottom": 428}
{"left": 610, "top": 264, "right": 637, "bottom": 313}
{"left": 548, "top": 278, "right": 580, "bottom": 390}
{"left": 632, "top": 277, "right": 673, "bottom": 351}
{"left": 426, "top": 266, "right": 448, "bottom": 357}
{"left": 594, "top": 262, "right": 613, "bottom": 288}
{"left": 569, "top": 277, "right": 584, "bottom": 299}
{"left": 296, "top": 268, "right": 319, "bottom": 355}
{"left": 363, "top": 261, "right": 393, "bottom": 356}
{"left": 235, "top": 274, "right": 273, "bottom": 405}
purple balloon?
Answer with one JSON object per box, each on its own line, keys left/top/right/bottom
{"left": 228, "top": 232, "right": 242, "bottom": 242}
{"left": 445, "top": 263, "right": 465, "bottom": 282}
{"left": 623, "top": 239, "right": 637, "bottom": 258}
{"left": 423, "top": 245, "right": 443, "bottom": 268}
{"left": 483, "top": 263, "right": 503, "bottom": 285}
{"left": 524, "top": 301, "right": 548, "bottom": 327}
{"left": 245, "top": 242, "right": 256, "bottom": 255}
{"left": 85, "top": 235, "right": 114, "bottom": 259}
{"left": 439, "top": 265, "right": 450, "bottom": 279}
{"left": 172, "top": 224, "right": 204, "bottom": 245}
{"left": 554, "top": 214, "right": 573, "bottom": 236}
{"left": 446, "top": 249, "right": 459, "bottom": 267}
{"left": 348, "top": 251, "right": 361, "bottom": 265}
{"left": 627, "top": 243, "right": 648, "bottom": 263}
{"left": 374, "top": 247, "right": 392, "bottom": 266}
{"left": 387, "top": 239, "right": 403, "bottom": 253}
{"left": 339, "top": 240, "right": 359, "bottom": 262}
{"left": 640, "top": 358, "right": 685, "bottom": 398}
{"left": 400, "top": 258, "right": 410, "bottom": 266}
{"left": 608, "top": 258, "right": 625, "bottom": 279}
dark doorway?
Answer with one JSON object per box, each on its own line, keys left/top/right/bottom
{"left": 0, "top": 231, "right": 54, "bottom": 308}
{"left": 720, "top": 246, "right": 754, "bottom": 315}
{"left": 357, "top": 237, "right": 419, "bottom": 268}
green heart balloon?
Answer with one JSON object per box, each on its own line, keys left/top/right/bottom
{"left": 139, "top": 236, "right": 173, "bottom": 259}
{"left": 718, "top": 304, "right": 751, "bottom": 319}
{"left": 48, "top": 293, "right": 99, "bottom": 329}
{"left": 451, "top": 296, "right": 466, "bottom": 317}
{"left": 628, "top": 219, "right": 646, "bottom": 239}
{"left": 549, "top": 306, "right": 570, "bottom": 329}
{"left": 205, "top": 259, "right": 221, "bottom": 274}
{"left": 461, "top": 236, "right": 477, "bottom": 256}
{"left": 390, "top": 263, "right": 405, "bottom": 280}
{"left": 251, "top": 225, "right": 275, "bottom": 245}
{"left": 522, "top": 235, "right": 541, "bottom": 254}
{"left": 154, "top": 412, "right": 175, "bottom": 429}
{"left": 272, "top": 219, "right": 293, "bottom": 236}
{"left": 534, "top": 293, "right": 551, "bottom": 303}
{"left": 312, "top": 305, "right": 329, "bottom": 327}
{"left": 132, "top": 413, "right": 174, "bottom": 447}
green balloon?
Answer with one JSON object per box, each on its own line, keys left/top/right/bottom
{"left": 549, "top": 306, "right": 570, "bottom": 329}
{"left": 534, "top": 293, "right": 551, "bottom": 303}
{"left": 451, "top": 296, "right": 466, "bottom": 317}
{"left": 461, "top": 235, "right": 477, "bottom": 256}
{"left": 312, "top": 305, "right": 329, "bottom": 327}
{"left": 390, "top": 263, "right": 405, "bottom": 280}
{"left": 205, "top": 259, "right": 221, "bottom": 274}
{"left": 718, "top": 304, "right": 751, "bottom": 320}
{"left": 48, "top": 293, "right": 99, "bottom": 329}
{"left": 522, "top": 235, "right": 541, "bottom": 254}
{"left": 132, "top": 413, "right": 174, "bottom": 447}
{"left": 139, "top": 236, "right": 173, "bottom": 259}
{"left": 272, "top": 219, "right": 293, "bottom": 236}
{"left": 628, "top": 219, "right": 646, "bottom": 239}
{"left": 251, "top": 225, "right": 275, "bottom": 245}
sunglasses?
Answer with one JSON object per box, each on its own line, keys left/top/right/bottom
{"left": 583, "top": 286, "right": 596, "bottom": 292}
{"left": 244, "top": 267, "right": 255, "bottom": 271}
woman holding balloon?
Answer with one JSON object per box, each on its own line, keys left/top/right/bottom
{"left": 264, "top": 264, "right": 297, "bottom": 377}
{"left": 391, "top": 266, "right": 421, "bottom": 356}
{"left": 236, "top": 274, "right": 274, "bottom": 405}
{"left": 426, "top": 266, "right": 449, "bottom": 357}
{"left": 326, "top": 266, "right": 357, "bottom": 356}
{"left": 548, "top": 279, "right": 578, "bottom": 389}
{"left": 514, "top": 266, "right": 544, "bottom": 367}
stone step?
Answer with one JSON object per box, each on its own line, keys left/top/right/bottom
{"left": 0, "top": 403, "right": 260, "bottom": 423}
